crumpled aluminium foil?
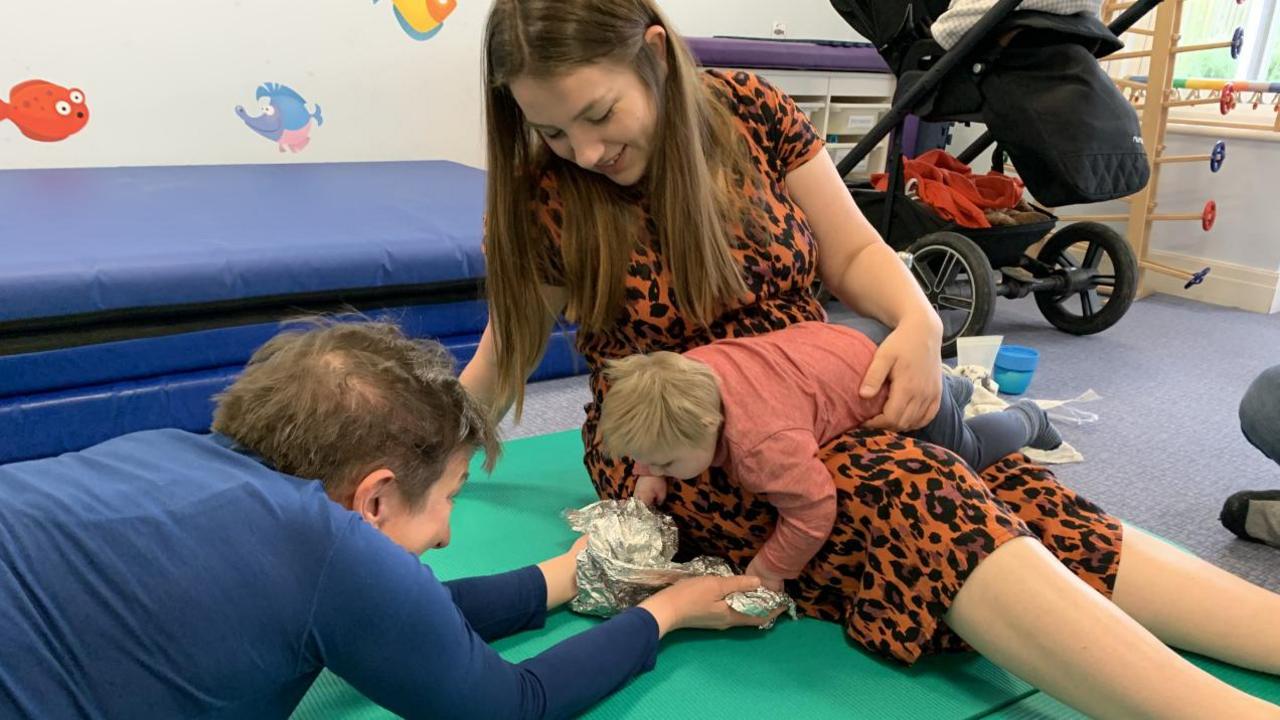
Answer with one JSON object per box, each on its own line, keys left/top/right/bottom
{"left": 564, "top": 499, "right": 797, "bottom": 629}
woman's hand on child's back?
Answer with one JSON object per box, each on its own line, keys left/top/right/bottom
{"left": 860, "top": 315, "right": 943, "bottom": 431}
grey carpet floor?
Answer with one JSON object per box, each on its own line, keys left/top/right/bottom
{"left": 500, "top": 293, "right": 1280, "bottom": 592}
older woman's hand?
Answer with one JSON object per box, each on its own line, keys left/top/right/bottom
{"left": 638, "top": 575, "right": 780, "bottom": 638}
{"left": 859, "top": 314, "right": 943, "bottom": 432}
{"left": 538, "top": 535, "right": 591, "bottom": 610}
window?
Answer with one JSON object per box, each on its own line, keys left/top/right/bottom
{"left": 1263, "top": 5, "right": 1280, "bottom": 79}
{"left": 1172, "top": 0, "right": 1278, "bottom": 82}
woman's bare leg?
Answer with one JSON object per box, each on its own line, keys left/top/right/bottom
{"left": 945, "top": 536, "right": 1280, "bottom": 720}
{"left": 1110, "top": 524, "right": 1280, "bottom": 674}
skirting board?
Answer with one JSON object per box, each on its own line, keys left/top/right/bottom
{"left": 1142, "top": 249, "right": 1280, "bottom": 314}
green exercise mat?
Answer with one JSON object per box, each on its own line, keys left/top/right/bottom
{"left": 290, "top": 430, "right": 1280, "bottom": 720}
{"left": 984, "top": 654, "right": 1280, "bottom": 719}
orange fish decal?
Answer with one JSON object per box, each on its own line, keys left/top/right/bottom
{"left": 0, "top": 80, "right": 89, "bottom": 142}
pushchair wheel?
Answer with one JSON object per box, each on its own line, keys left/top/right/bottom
{"left": 1033, "top": 222, "right": 1138, "bottom": 336}
{"left": 906, "top": 232, "right": 997, "bottom": 358}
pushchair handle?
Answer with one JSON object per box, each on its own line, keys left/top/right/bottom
{"left": 835, "top": 0, "right": 1030, "bottom": 177}
{"left": 1106, "top": 0, "right": 1165, "bottom": 37}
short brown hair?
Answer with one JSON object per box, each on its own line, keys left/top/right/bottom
{"left": 599, "top": 351, "right": 722, "bottom": 459}
{"left": 212, "top": 319, "right": 499, "bottom": 506}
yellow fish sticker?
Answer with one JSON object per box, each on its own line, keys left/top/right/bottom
{"left": 376, "top": 0, "right": 457, "bottom": 41}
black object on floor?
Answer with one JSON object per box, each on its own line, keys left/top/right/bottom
{"left": 1221, "top": 490, "right": 1280, "bottom": 547}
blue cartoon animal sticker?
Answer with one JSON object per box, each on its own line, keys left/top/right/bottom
{"left": 235, "top": 83, "right": 323, "bottom": 153}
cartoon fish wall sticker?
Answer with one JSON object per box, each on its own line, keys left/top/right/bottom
{"left": 375, "top": 0, "right": 457, "bottom": 41}
{"left": 235, "top": 83, "right": 323, "bottom": 153}
{"left": 0, "top": 80, "right": 89, "bottom": 142}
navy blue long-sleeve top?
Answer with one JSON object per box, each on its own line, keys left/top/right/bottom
{"left": 0, "top": 429, "right": 658, "bottom": 718}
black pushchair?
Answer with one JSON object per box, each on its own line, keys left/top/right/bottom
{"left": 830, "top": 0, "right": 1164, "bottom": 355}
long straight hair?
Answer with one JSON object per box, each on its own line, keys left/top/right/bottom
{"left": 483, "top": 0, "right": 760, "bottom": 419}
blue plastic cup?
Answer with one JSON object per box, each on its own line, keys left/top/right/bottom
{"left": 992, "top": 345, "right": 1040, "bottom": 395}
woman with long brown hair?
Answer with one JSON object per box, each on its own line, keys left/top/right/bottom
{"left": 464, "top": 1, "right": 1280, "bottom": 716}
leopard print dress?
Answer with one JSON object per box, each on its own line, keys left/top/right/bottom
{"left": 531, "top": 70, "right": 1123, "bottom": 665}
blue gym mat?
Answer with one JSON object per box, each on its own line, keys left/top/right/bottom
{"left": 0, "top": 161, "right": 486, "bottom": 322}
{"left": 0, "top": 161, "right": 587, "bottom": 463}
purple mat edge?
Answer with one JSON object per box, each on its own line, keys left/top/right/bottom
{"left": 686, "top": 36, "right": 888, "bottom": 73}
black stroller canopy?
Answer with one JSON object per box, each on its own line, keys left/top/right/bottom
{"left": 828, "top": 0, "right": 1147, "bottom": 207}
{"left": 832, "top": 0, "right": 1122, "bottom": 59}
{"left": 830, "top": 0, "right": 950, "bottom": 49}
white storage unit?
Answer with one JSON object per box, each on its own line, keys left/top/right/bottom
{"left": 710, "top": 68, "right": 896, "bottom": 181}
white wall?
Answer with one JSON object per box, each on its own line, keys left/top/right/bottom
{"left": 1149, "top": 133, "right": 1280, "bottom": 271}
{"left": 0, "top": 1, "right": 861, "bottom": 172}
{"left": 1, "top": 1, "right": 487, "bottom": 170}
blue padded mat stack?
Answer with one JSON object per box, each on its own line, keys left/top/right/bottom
{"left": 0, "top": 161, "right": 583, "bottom": 462}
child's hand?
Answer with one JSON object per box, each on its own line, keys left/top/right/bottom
{"left": 743, "top": 558, "right": 786, "bottom": 592}
{"left": 634, "top": 475, "right": 668, "bottom": 507}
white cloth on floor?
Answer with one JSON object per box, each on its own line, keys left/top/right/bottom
{"left": 944, "top": 364, "right": 1099, "bottom": 465}
{"left": 931, "top": 0, "right": 1102, "bottom": 49}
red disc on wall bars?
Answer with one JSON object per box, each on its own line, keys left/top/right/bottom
{"left": 1201, "top": 200, "right": 1217, "bottom": 232}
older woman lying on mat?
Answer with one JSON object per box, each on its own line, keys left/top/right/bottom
{"left": 0, "top": 320, "right": 769, "bottom": 720}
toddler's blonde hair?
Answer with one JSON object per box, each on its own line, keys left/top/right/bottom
{"left": 600, "top": 352, "right": 722, "bottom": 459}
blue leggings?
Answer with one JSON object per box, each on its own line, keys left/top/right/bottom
{"left": 840, "top": 316, "right": 1031, "bottom": 471}
{"left": 914, "top": 377, "right": 1033, "bottom": 471}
